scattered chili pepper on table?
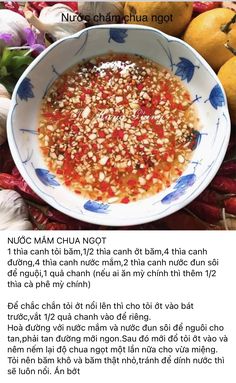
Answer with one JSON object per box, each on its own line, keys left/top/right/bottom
{"left": 158, "top": 210, "right": 220, "bottom": 230}
{"left": 181, "top": 137, "right": 236, "bottom": 229}
{"left": 26, "top": 199, "right": 88, "bottom": 229}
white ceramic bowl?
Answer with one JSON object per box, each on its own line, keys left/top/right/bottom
{"left": 7, "top": 25, "right": 231, "bottom": 226}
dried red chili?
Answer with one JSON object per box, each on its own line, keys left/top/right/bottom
{"left": 28, "top": 1, "right": 48, "bottom": 12}
{"left": 0, "top": 143, "right": 15, "bottom": 173}
{"left": 224, "top": 197, "right": 236, "bottom": 215}
{"left": 0, "top": 172, "right": 44, "bottom": 204}
{"left": 197, "top": 189, "right": 223, "bottom": 206}
{"left": 218, "top": 160, "right": 236, "bottom": 177}
{"left": 210, "top": 176, "right": 236, "bottom": 194}
{"left": 4, "top": 1, "right": 24, "bottom": 15}
{"left": 45, "top": 222, "right": 68, "bottom": 230}
{"left": 187, "top": 200, "right": 222, "bottom": 224}
{"left": 28, "top": 205, "right": 49, "bottom": 228}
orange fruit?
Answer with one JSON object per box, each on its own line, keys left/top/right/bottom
{"left": 184, "top": 8, "right": 236, "bottom": 71}
{"left": 124, "top": 2, "right": 193, "bottom": 36}
{"left": 218, "top": 56, "right": 236, "bottom": 124}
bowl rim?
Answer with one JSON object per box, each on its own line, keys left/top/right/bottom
{"left": 7, "top": 24, "right": 231, "bottom": 227}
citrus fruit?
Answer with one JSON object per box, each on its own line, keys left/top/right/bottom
{"left": 218, "top": 56, "right": 236, "bottom": 124}
{"left": 184, "top": 8, "right": 236, "bottom": 71}
{"left": 124, "top": 2, "right": 193, "bottom": 36}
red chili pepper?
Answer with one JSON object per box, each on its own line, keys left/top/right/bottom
{"left": 112, "top": 129, "right": 119, "bottom": 139}
{"left": 45, "top": 222, "right": 68, "bottom": 230}
{"left": 187, "top": 200, "right": 222, "bottom": 224}
{"left": 27, "top": 200, "right": 87, "bottom": 229}
{"left": 210, "top": 176, "right": 236, "bottom": 194}
{"left": 98, "top": 131, "right": 106, "bottom": 138}
{"left": 127, "top": 179, "right": 137, "bottom": 188}
{"left": 28, "top": 2, "right": 48, "bottom": 12}
{"left": 0, "top": 172, "right": 44, "bottom": 204}
{"left": 141, "top": 106, "right": 153, "bottom": 116}
{"left": 11, "top": 167, "right": 22, "bottom": 179}
{"left": 100, "top": 181, "right": 109, "bottom": 192}
{"left": 218, "top": 160, "right": 236, "bottom": 177}
{"left": 137, "top": 84, "right": 144, "bottom": 91}
{"left": 226, "top": 135, "right": 236, "bottom": 156}
{"left": 4, "top": 1, "right": 19, "bottom": 10}
{"left": 121, "top": 197, "right": 130, "bottom": 204}
{"left": 118, "top": 130, "right": 125, "bottom": 139}
{"left": 137, "top": 134, "right": 147, "bottom": 142}
{"left": 0, "top": 173, "right": 19, "bottom": 189}
{"left": 82, "top": 88, "right": 93, "bottom": 95}
{"left": 164, "top": 93, "right": 173, "bottom": 102}
{"left": 44, "top": 206, "right": 81, "bottom": 226}
{"left": 4, "top": 2, "right": 24, "bottom": 15}
{"left": 162, "top": 211, "right": 214, "bottom": 230}
{"left": 193, "top": 2, "right": 221, "bottom": 14}
{"left": 224, "top": 197, "right": 236, "bottom": 215}
{"left": 132, "top": 119, "right": 140, "bottom": 127}
{"left": 108, "top": 188, "right": 115, "bottom": 198}
{"left": 28, "top": 205, "right": 49, "bottom": 227}
{"left": 197, "top": 189, "right": 223, "bottom": 206}
{"left": 0, "top": 144, "right": 15, "bottom": 173}
{"left": 152, "top": 95, "right": 161, "bottom": 107}
{"left": 153, "top": 125, "right": 164, "bottom": 138}
{"left": 72, "top": 124, "right": 79, "bottom": 133}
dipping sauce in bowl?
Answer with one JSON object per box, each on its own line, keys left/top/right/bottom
{"left": 39, "top": 53, "right": 200, "bottom": 204}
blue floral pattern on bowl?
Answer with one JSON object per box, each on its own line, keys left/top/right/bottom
{"left": 17, "top": 77, "right": 34, "bottom": 101}
{"left": 84, "top": 200, "right": 109, "bottom": 214}
{"left": 7, "top": 25, "right": 231, "bottom": 226}
{"left": 175, "top": 57, "right": 199, "bottom": 83}
{"left": 35, "top": 168, "right": 60, "bottom": 187}
{"left": 207, "top": 84, "right": 225, "bottom": 109}
{"left": 161, "top": 174, "right": 196, "bottom": 204}
{"left": 109, "top": 28, "right": 128, "bottom": 43}
{"left": 191, "top": 130, "right": 207, "bottom": 151}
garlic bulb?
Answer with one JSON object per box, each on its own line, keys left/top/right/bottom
{"left": 0, "top": 190, "right": 33, "bottom": 230}
{"left": 78, "top": 2, "right": 124, "bottom": 25}
{"left": 24, "top": 4, "right": 85, "bottom": 43}
{"left": 0, "top": 10, "right": 30, "bottom": 50}
{"left": 0, "top": 84, "right": 10, "bottom": 99}
{"left": 0, "top": 97, "right": 11, "bottom": 145}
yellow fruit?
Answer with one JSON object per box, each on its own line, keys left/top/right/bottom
{"left": 227, "top": 23, "right": 236, "bottom": 51}
{"left": 184, "top": 8, "right": 236, "bottom": 71}
{"left": 124, "top": 2, "right": 193, "bottom": 36}
{"left": 218, "top": 56, "right": 236, "bottom": 124}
